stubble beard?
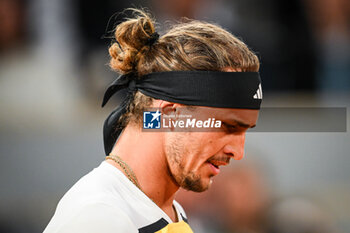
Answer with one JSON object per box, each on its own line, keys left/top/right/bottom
{"left": 182, "top": 171, "right": 210, "bottom": 192}
{"left": 165, "top": 134, "right": 210, "bottom": 192}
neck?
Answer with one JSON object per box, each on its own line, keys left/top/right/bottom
{"left": 109, "top": 124, "right": 179, "bottom": 211}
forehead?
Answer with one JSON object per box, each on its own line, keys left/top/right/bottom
{"left": 194, "top": 106, "right": 260, "bottom": 126}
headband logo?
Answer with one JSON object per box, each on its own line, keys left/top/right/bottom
{"left": 253, "top": 84, "right": 263, "bottom": 100}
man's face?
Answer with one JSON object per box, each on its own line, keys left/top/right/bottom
{"left": 164, "top": 106, "right": 259, "bottom": 192}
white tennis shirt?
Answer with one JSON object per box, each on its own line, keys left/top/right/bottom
{"left": 44, "top": 161, "right": 193, "bottom": 233}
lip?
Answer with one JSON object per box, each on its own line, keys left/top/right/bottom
{"left": 210, "top": 160, "right": 228, "bottom": 166}
{"left": 207, "top": 162, "right": 220, "bottom": 175}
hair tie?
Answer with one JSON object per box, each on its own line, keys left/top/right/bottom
{"left": 146, "top": 32, "right": 159, "bottom": 46}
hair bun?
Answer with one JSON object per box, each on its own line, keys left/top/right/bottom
{"left": 146, "top": 32, "right": 159, "bottom": 46}
{"left": 109, "top": 9, "right": 157, "bottom": 74}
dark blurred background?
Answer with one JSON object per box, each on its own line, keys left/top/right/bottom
{"left": 0, "top": 0, "right": 349, "bottom": 232}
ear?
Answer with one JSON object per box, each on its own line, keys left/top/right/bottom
{"left": 151, "top": 100, "right": 183, "bottom": 131}
{"left": 151, "top": 99, "right": 183, "bottom": 117}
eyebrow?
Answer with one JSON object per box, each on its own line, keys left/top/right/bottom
{"left": 229, "top": 119, "right": 256, "bottom": 129}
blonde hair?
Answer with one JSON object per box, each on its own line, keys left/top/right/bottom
{"left": 109, "top": 9, "right": 260, "bottom": 126}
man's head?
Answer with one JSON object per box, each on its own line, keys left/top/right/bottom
{"left": 107, "top": 9, "right": 260, "bottom": 192}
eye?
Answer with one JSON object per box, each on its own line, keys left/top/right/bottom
{"left": 222, "top": 122, "right": 249, "bottom": 134}
{"left": 223, "top": 122, "right": 237, "bottom": 131}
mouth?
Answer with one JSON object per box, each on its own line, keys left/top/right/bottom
{"left": 207, "top": 159, "right": 228, "bottom": 168}
{"left": 206, "top": 159, "right": 228, "bottom": 175}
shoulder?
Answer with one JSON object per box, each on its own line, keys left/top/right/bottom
{"left": 52, "top": 202, "right": 138, "bottom": 233}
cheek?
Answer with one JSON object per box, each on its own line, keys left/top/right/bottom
{"left": 184, "top": 133, "right": 225, "bottom": 171}
{"left": 183, "top": 134, "right": 212, "bottom": 162}
{"left": 165, "top": 134, "right": 184, "bottom": 166}
{"left": 198, "top": 133, "right": 226, "bottom": 156}
{"left": 165, "top": 133, "right": 195, "bottom": 167}
{"left": 165, "top": 133, "right": 202, "bottom": 169}
{"left": 165, "top": 132, "right": 225, "bottom": 174}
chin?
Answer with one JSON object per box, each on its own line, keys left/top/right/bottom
{"left": 181, "top": 176, "right": 212, "bottom": 192}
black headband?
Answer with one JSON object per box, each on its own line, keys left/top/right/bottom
{"left": 102, "top": 71, "right": 262, "bottom": 154}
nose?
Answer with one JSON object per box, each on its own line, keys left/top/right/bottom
{"left": 223, "top": 133, "right": 246, "bottom": 160}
